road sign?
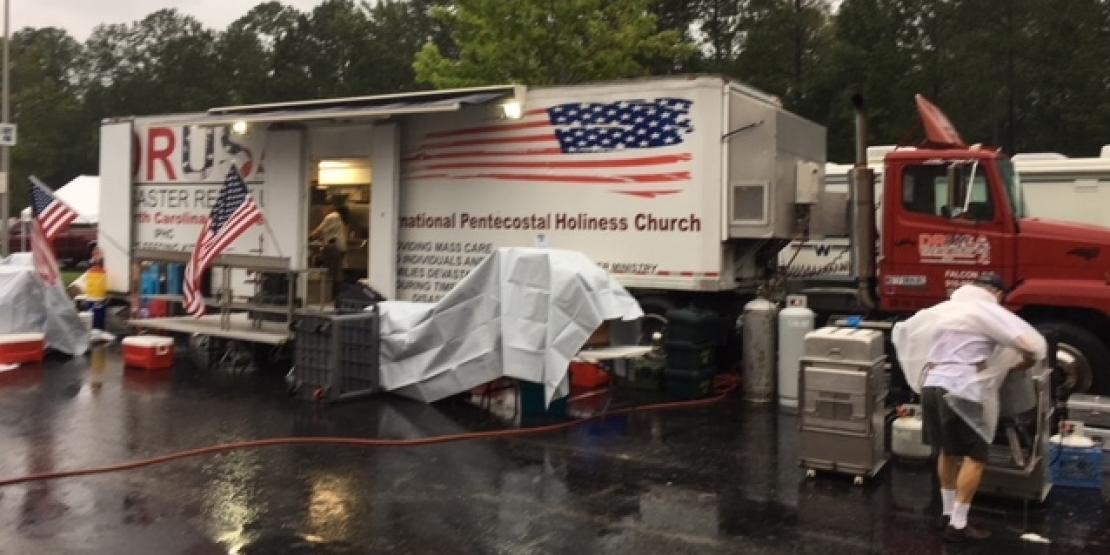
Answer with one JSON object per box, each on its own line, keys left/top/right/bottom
{"left": 0, "top": 124, "right": 16, "bottom": 146}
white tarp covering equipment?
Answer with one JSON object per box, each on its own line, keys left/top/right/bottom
{"left": 378, "top": 248, "right": 643, "bottom": 405}
{"left": 892, "top": 284, "right": 1047, "bottom": 443}
{"left": 0, "top": 254, "right": 89, "bottom": 356}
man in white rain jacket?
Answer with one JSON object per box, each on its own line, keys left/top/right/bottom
{"left": 896, "top": 274, "right": 1045, "bottom": 542}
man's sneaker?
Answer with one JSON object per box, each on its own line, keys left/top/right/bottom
{"left": 935, "top": 515, "right": 950, "bottom": 530}
{"left": 944, "top": 524, "right": 991, "bottom": 542}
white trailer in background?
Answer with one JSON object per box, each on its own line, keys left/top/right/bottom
{"left": 1013, "top": 147, "right": 1110, "bottom": 227}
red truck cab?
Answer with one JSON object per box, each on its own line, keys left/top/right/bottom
{"left": 879, "top": 146, "right": 1110, "bottom": 392}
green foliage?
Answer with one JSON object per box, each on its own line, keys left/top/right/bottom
{"left": 10, "top": 27, "right": 86, "bottom": 211}
{"left": 412, "top": 0, "right": 696, "bottom": 87}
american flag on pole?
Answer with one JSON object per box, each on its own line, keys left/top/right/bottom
{"left": 28, "top": 181, "right": 66, "bottom": 285}
{"left": 403, "top": 97, "right": 695, "bottom": 198}
{"left": 183, "top": 165, "right": 263, "bottom": 317}
{"left": 30, "top": 176, "right": 78, "bottom": 241}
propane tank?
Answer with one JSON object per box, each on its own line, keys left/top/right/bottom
{"left": 777, "top": 297, "right": 815, "bottom": 411}
{"left": 892, "top": 405, "right": 932, "bottom": 459}
{"left": 741, "top": 297, "right": 778, "bottom": 402}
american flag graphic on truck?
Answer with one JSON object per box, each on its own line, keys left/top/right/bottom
{"left": 403, "top": 98, "right": 695, "bottom": 197}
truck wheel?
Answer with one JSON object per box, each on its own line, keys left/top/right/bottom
{"left": 1034, "top": 321, "right": 1108, "bottom": 394}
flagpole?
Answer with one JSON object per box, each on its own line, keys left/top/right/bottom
{"left": 0, "top": 0, "right": 10, "bottom": 257}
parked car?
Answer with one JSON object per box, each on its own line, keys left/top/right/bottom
{"left": 7, "top": 223, "right": 98, "bottom": 269}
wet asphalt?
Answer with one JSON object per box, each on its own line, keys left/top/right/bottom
{"left": 0, "top": 343, "right": 1106, "bottom": 554}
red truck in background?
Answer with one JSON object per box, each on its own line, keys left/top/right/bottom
{"left": 7, "top": 223, "right": 98, "bottom": 269}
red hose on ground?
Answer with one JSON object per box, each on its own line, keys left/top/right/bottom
{"left": 0, "top": 374, "right": 740, "bottom": 487}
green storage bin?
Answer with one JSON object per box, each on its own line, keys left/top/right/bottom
{"left": 664, "top": 366, "right": 718, "bottom": 380}
{"left": 664, "top": 365, "right": 717, "bottom": 399}
{"left": 665, "top": 375, "right": 714, "bottom": 399}
{"left": 665, "top": 342, "right": 717, "bottom": 371}
{"left": 665, "top": 306, "right": 721, "bottom": 347}
{"left": 520, "top": 381, "right": 568, "bottom": 418}
{"left": 627, "top": 357, "right": 666, "bottom": 391}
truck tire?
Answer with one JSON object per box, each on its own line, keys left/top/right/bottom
{"left": 1034, "top": 321, "right": 1109, "bottom": 394}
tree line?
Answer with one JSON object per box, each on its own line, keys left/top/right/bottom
{"left": 11, "top": 0, "right": 1110, "bottom": 214}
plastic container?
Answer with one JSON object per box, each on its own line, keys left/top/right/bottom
{"left": 141, "top": 264, "right": 162, "bottom": 295}
{"left": 335, "top": 283, "right": 385, "bottom": 314}
{"left": 85, "top": 266, "right": 108, "bottom": 301}
{"left": 166, "top": 264, "right": 185, "bottom": 295}
{"left": 665, "top": 342, "right": 717, "bottom": 371}
{"left": 892, "top": 415, "right": 932, "bottom": 459}
{"left": 570, "top": 361, "right": 610, "bottom": 389}
{"left": 520, "top": 381, "right": 568, "bottom": 418}
{"left": 122, "top": 335, "right": 175, "bottom": 370}
{"left": 665, "top": 374, "right": 714, "bottom": 399}
{"left": 1049, "top": 443, "right": 1105, "bottom": 489}
{"left": 665, "top": 306, "right": 719, "bottom": 347}
{"left": 626, "top": 356, "right": 666, "bottom": 391}
{"left": 293, "top": 310, "right": 380, "bottom": 401}
{"left": 664, "top": 364, "right": 716, "bottom": 399}
{"left": 145, "top": 299, "right": 170, "bottom": 318}
{"left": 0, "top": 333, "right": 46, "bottom": 365}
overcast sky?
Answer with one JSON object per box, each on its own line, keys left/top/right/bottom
{"left": 18, "top": 0, "right": 330, "bottom": 41}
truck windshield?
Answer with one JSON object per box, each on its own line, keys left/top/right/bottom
{"left": 999, "top": 159, "right": 1026, "bottom": 219}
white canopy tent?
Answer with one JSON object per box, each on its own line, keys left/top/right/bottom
{"left": 53, "top": 175, "right": 99, "bottom": 224}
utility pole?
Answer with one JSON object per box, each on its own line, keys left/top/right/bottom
{"left": 0, "top": 0, "right": 10, "bottom": 257}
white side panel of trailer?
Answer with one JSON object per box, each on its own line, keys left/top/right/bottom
{"left": 369, "top": 123, "right": 401, "bottom": 298}
{"left": 395, "top": 78, "right": 727, "bottom": 302}
{"left": 98, "top": 121, "right": 134, "bottom": 292}
{"left": 130, "top": 121, "right": 297, "bottom": 260}
{"left": 266, "top": 129, "right": 309, "bottom": 268}
{"left": 1023, "top": 180, "right": 1110, "bottom": 226}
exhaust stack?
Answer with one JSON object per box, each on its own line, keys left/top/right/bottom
{"left": 849, "top": 94, "right": 878, "bottom": 310}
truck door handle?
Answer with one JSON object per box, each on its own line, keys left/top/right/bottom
{"left": 896, "top": 239, "right": 914, "bottom": 248}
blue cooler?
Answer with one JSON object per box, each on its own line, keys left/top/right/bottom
{"left": 1050, "top": 442, "right": 1105, "bottom": 489}
{"left": 141, "top": 264, "right": 163, "bottom": 295}
{"left": 166, "top": 264, "right": 185, "bottom": 295}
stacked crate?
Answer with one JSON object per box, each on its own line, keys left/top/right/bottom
{"left": 292, "top": 309, "right": 380, "bottom": 401}
{"left": 663, "top": 307, "right": 720, "bottom": 399}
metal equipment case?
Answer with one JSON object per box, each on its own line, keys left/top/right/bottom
{"left": 799, "top": 327, "right": 889, "bottom": 484}
{"left": 292, "top": 309, "right": 380, "bottom": 401}
{"left": 979, "top": 366, "right": 1054, "bottom": 502}
{"left": 1067, "top": 394, "right": 1110, "bottom": 429}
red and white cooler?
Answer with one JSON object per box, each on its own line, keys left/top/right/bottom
{"left": 122, "top": 335, "right": 175, "bottom": 370}
{"left": 0, "top": 333, "right": 46, "bottom": 365}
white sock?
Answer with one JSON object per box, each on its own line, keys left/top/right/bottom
{"left": 950, "top": 502, "right": 971, "bottom": 529}
{"left": 941, "top": 489, "right": 956, "bottom": 516}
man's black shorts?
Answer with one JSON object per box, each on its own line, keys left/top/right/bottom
{"left": 921, "top": 386, "right": 989, "bottom": 462}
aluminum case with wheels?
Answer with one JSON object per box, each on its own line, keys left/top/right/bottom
{"left": 978, "top": 366, "right": 1054, "bottom": 502}
{"left": 798, "top": 327, "right": 889, "bottom": 483}
{"left": 1066, "top": 394, "right": 1110, "bottom": 428}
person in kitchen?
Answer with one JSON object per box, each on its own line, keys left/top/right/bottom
{"left": 310, "top": 194, "right": 352, "bottom": 304}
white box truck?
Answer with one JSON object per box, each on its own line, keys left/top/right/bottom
{"left": 98, "top": 75, "right": 824, "bottom": 341}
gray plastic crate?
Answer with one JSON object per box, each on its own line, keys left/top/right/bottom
{"left": 293, "top": 309, "right": 380, "bottom": 401}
